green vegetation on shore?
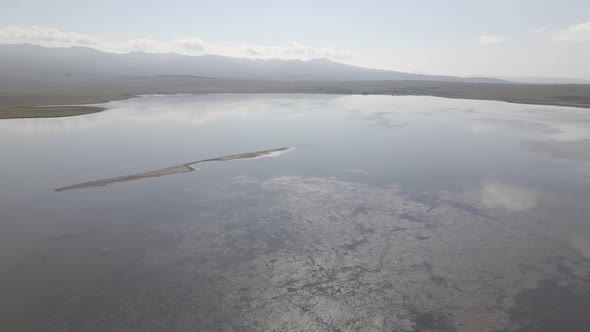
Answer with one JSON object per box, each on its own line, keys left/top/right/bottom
{"left": 0, "top": 105, "right": 104, "bottom": 119}
{"left": 0, "top": 93, "right": 129, "bottom": 119}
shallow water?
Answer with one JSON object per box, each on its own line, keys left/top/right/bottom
{"left": 1, "top": 94, "right": 589, "bottom": 331}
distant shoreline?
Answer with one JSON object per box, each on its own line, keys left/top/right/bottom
{"left": 2, "top": 79, "right": 590, "bottom": 119}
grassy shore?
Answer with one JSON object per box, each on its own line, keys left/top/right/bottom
{"left": 2, "top": 77, "right": 590, "bottom": 119}
{"left": 0, "top": 93, "right": 130, "bottom": 119}
{"left": 0, "top": 106, "right": 104, "bottom": 119}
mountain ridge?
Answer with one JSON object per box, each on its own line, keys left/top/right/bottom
{"left": 0, "top": 43, "right": 508, "bottom": 83}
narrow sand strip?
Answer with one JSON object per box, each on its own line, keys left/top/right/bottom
{"left": 55, "top": 147, "right": 292, "bottom": 192}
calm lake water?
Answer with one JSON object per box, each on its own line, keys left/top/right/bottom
{"left": 1, "top": 94, "right": 589, "bottom": 331}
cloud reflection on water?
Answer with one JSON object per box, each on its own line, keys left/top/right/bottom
{"left": 468, "top": 106, "right": 590, "bottom": 163}
{"left": 0, "top": 94, "right": 334, "bottom": 135}
{"left": 479, "top": 181, "right": 539, "bottom": 212}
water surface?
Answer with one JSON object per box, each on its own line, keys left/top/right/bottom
{"left": 1, "top": 94, "right": 589, "bottom": 331}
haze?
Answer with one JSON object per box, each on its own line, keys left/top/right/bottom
{"left": 1, "top": 1, "right": 590, "bottom": 332}
{"left": 2, "top": 0, "right": 590, "bottom": 81}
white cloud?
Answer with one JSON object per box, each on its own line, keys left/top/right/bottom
{"left": 237, "top": 41, "right": 351, "bottom": 60}
{"left": 571, "top": 233, "right": 590, "bottom": 259}
{"left": 173, "top": 38, "right": 206, "bottom": 52}
{"left": 0, "top": 25, "right": 351, "bottom": 60}
{"left": 106, "top": 38, "right": 172, "bottom": 54}
{"left": 532, "top": 27, "right": 548, "bottom": 35}
{"left": 477, "top": 35, "right": 507, "bottom": 44}
{"left": 553, "top": 21, "right": 590, "bottom": 42}
{"left": 479, "top": 181, "right": 539, "bottom": 212}
{"left": 0, "top": 25, "right": 99, "bottom": 46}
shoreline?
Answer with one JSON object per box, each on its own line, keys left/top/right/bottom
{"left": 2, "top": 80, "right": 590, "bottom": 119}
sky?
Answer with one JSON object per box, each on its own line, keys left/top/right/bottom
{"left": 1, "top": 0, "right": 589, "bottom": 79}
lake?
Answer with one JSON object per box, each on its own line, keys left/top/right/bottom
{"left": 1, "top": 94, "right": 589, "bottom": 331}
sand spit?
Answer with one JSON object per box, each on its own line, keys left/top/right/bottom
{"left": 55, "top": 147, "right": 292, "bottom": 192}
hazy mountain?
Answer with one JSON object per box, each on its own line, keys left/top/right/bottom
{"left": 503, "top": 76, "right": 590, "bottom": 84}
{"left": 0, "top": 43, "right": 507, "bottom": 83}
{"left": 119, "top": 54, "right": 505, "bottom": 82}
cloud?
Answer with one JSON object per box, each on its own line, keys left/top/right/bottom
{"left": 570, "top": 233, "right": 590, "bottom": 259}
{"left": 239, "top": 41, "right": 352, "bottom": 60}
{"left": 479, "top": 181, "right": 539, "bottom": 212}
{"left": 477, "top": 35, "right": 507, "bottom": 44}
{"left": 0, "top": 25, "right": 99, "bottom": 46}
{"left": 106, "top": 38, "right": 173, "bottom": 53}
{"left": 0, "top": 25, "right": 352, "bottom": 60}
{"left": 553, "top": 21, "right": 590, "bottom": 42}
{"left": 173, "top": 38, "right": 206, "bottom": 52}
{"left": 532, "top": 27, "right": 548, "bottom": 35}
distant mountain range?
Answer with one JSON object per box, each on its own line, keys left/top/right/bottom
{"left": 498, "top": 76, "right": 590, "bottom": 84}
{"left": 0, "top": 43, "right": 508, "bottom": 83}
